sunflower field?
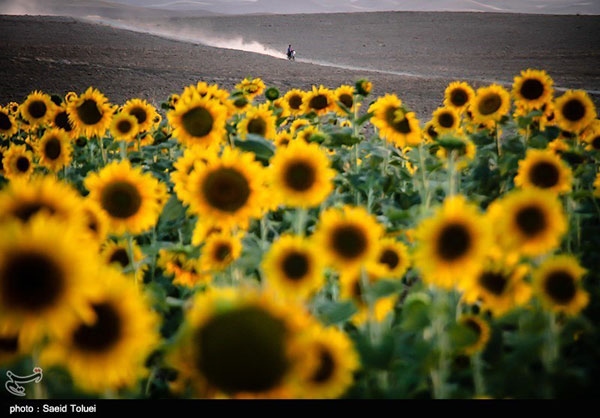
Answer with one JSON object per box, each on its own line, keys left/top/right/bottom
{"left": 0, "top": 70, "right": 599, "bottom": 399}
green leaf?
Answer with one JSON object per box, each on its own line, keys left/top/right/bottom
{"left": 234, "top": 134, "right": 275, "bottom": 162}
{"left": 315, "top": 300, "right": 357, "bottom": 325}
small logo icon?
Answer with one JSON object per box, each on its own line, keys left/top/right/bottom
{"left": 5, "top": 368, "right": 43, "bottom": 397}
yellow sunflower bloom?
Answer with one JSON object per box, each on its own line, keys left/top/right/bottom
{"left": 302, "top": 85, "right": 336, "bottom": 116}
{"left": 269, "top": 140, "right": 335, "bottom": 208}
{"left": 554, "top": 90, "right": 596, "bottom": 133}
{"left": 67, "top": 87, "right": 114, "bottom": 137}
{"left": 49, "top": 105, "right": 78, "bottom": 139}
{"left": 121, "top": 98, "right": 158, "bottom": 133}
{"left": 200, "top": 232, "right": 242, "bottom": 272}
{"left": 432, "top": 107, "right": 460, "bottom": 134}
{"left": 0, "top": 107, "right": 18, "bottom": 139}
{"left": 458, "top": 315, "right": 491, "bottom": 355}
{"left": 36, "top": 128, "right": 72, "bottom": 172}
{"left": 512, "top": 69, "right": 554, "bottom": 110}
{"left": 109, "top": 112, "right": 139, "bottom": 142}
{"left": 515, "top": 149, "right": 572, "bottom": 194}
{"left": 237, "top": 104, "right": 277, "bottom": 140}
{"left": 333, "top": 85, "right": 356, "bottom": 116}
{"left": 3, "top": 145, "right": 34, "bottom": 180}
{"left": 172, "top": 145, "right": 218, "bottom": 206}
{"left": 20, "top": 91, "right": 54, "bottom": 126}
{"left": 40, "top": 269, "right": 159, "bottom": 393}
{"left": 84, "top": 160, "right": 163, "bottom": 235}
{"left": 101, "top": 239, "right": 147, "bottom": 278}
{"left": 534, "top": 255, "right": 588, "bottom": 316}
{"left": 413, "top": 195, "right": 491, "bottom": 290}
{"left": 262, "top": 234, "right": 325, "bottom": 301}
{"left": 375, "top": 238, "right": 410, "bottom": 278}
{"left": 167, "top": 94, "right": 227, "bottom": 149}
{"left": 283, "top": 89, "right": 305, "bottom": 116}
{"left": 444, "top": 81, "right": 474, "bottom": 113}
{"left": 369, "top": 94, "right": 421, "bottom": 147}
{"left": 314, "top": 205, "right": 383, "bottom": 272}
{"left": 470, "top": 84, "right": 511, "bottom": 124}
{"left": 235, "top": 77, "right": 266, "bottom": 100}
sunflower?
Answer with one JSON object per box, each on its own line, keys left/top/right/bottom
{"left": 262, "top": 235, "right": 325, "bottom": 301}
{"left": 101, "top": 240, "right": 146, "bottom": 278}
{"left": 109, "top": 113, "right": 139, "bottom": 142}
{"left": 463, "top": 262, "right": 532, "bottom": 316}
{"left": 512, "top": 69, "right": 554, "bottom": 110}
{"left": 0, "top": 175, "right": 84, "bottom": 227}
{"left": 40, "top": 269, "right": 159, "bottom": 393}
{"left": 269, "top": 140, "right": 335, "bottom": 208}
{"left": 302, "top": 85, "right": 336, "bottom": 116}
{"left": 64, "top": 91, "right": 78, "bottom": 103}
{"left": 0, "top": 215, "right": 97, "bottom": 347}
{"left": 237, "top": 104, "right": 277, "bottom": 140}
{"left": 514, "top": 149, "right": 572, "bottom": 194}
{"left": 235, "top": 77, "right": 266, "bottom": 100}
{"left": 534, "top": 255, "right": 588, "bottom": 315}
{"left": 168, "top": 94, "right": 227, "bottom": 149}
{"left": 291, "top": 326, "right": 359, "bottom": 399}
{"left": 283, "top": 89, "right": 305, "bottom": 116}
{"left": 369, "top": 94, "right": 422, "bottom": 147}
{"left": 295, "top": 125, "right": 321, "bottom": 143}
{"left": 191, "top": 220, "right": 229, "bottom": 246}
{"left": 36, "top": 128, "right": 72, "bottom": 172}
{"left": 187, "top": 147, "right": 266, "bottom": 230}
{"left": 121, "top": 98, "right": 158, "bottom": 133}
{"left": 3, "top": 145, "right": 34, "bottom": 180}
{"left": 432, "top": 107, "right": 460, "bottom": 134}
{"left": 423, "top": 120, "right": 439, "bottom": 142}
{"left": 272, "top": 97, "right": 291, "bottom": 119}
{"left": 376, "top": 238, "right": 410, "bottom": 278}
{"left": 334, "top": 85, "right": 355, "bottom": 116}
{"left": 158, "top": 250, "right": 209, "bottom": 287}
{"left": 413, "top": 195, "right": 491, "bottom": 290}
{"left": 273, "top": 130, "right": 294, "bottom": 147}
{"left": 168, "top": 288, "right": 306, "bottom": 398}
{"left": 84, "top": 160, "right": 163, "bottom": 235}
{"left": 228, "top": 94, "right": 251, "bottom": 114}
{"left": 67, "top": 87, "right": 114, "bottom": 137}
{"left": 470, "top": 84, "right": 511, "bottom": 124}
{"left": 50, "top": 105, "right": 77, "bottom": 139}
{"left": 314, "top": 205, "right": 383, "bottom": 272}
{"left": 339, "top": 263, "right": 397, "bottom": 325}
{"left": 582, "top": 122, "right": 600, "bottom": 151}
{"left": 200, "top": 232, "right": 242, "bottom": 272}
{"left": 458, "top": 315, "right": 491, "bottom": 355}
{"left": 0, "top": 107, "right": 18, "bottom": 139}
{"left": 444, "top": 81, "right": 474, "bottom": 113}
{"left": 80, "top": 198, "right": 109, "bottom": 245}
{"left": 20, "top": 91, "right": 54, "bottom": 126}
{"left": 355, "top": 79, "right": 372, "bottom": 96}
{"left": 487, "top": 190, "right": 567, "bottom": 257}
{"left": 554, "top": 90, "right": 596, "bottom": 133}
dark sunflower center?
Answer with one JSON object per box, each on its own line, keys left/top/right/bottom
{"left": 450, "top": 89, "right": 469, "bottom": 107}
{"left": 16, "top": 157, "right": 30, "bottom": 173}
{"left": 309, "top": 94, "right": 329, "bottom": 111}
{"left": 520, "top": 79, "right": 544, "bottom": 101}
{"left": 339, "top": 94, "right": 353, "bottom": 109}
{"left": 214, "top": 243, "right": 231, "bottom": 262}
{"left": 464, "top": 318, "right": 482, "bottom": 337}
{"left": 233, "top": 97, "right": 248, "bottom": 109}
{"left": 288, "top": 95, "right": 302, "bottom": 110}
{"left": 379, "top": 249, "right": 400, "bottom": 270}
{"left": 311, "top": 347, "right": 336, "bottom": 384}
{"left": 44, "top": 137, "right": 61, "bottom": 160}
{"left": 12, "top": 201, "right": 56, "bottom": 222}
{"left": 76, "top": 99, "right": 103, "bottom": 125}
{"left": 247, "top": 117, "right": 267, "bottom": 137}
{"left": 109, "top": 248, "right": 130, "bottom": 268}
{"left": 196, "top": 306, "right": 288, "bottom": 394}
{"left": 117, "top": 120, "right": 132, "bottom": 134}
{"left": 281, "top": 251, "right": 309, "bottom": 280}
{"left": 331, "top": 224, "right": 367, "bottom": 260}
{"left": 0, "top": 112, "right": 12, "bottom": 130}
{"left": 72, "top": 302, "right": 122, "bottom": 353}
{"left": 478, "top": 93, "right": 502, "bottom": 116}
{"left": 438, "top": 112, "right": 455, "bottom": 128}
{"left": 436, "top": 223, "right": 471, "bottom": 261}
{"left": 100, "top": 181, "right": 142, "bottom": 219}
{"left": 544, "top": 270, "right": 576, "bottom": 304}
{"left": 28, "top": 100, "right": 47, "bottom": 119}
{"left": 592, "top": 136, "right": 600, "bottom": 150}
{"left": 202, "top": 168, "right": 250, "bottom": 213}
{"left": 385, "top": 107, "right": 411, "bottom": 134}
{"left": 529, "top": 161, "right": 559, "bottom": 188}
{"left": 478, "top": 271, "right": 508, "bottom": 295}
{"left": 54, "top": 111, "right": 73, "bottom": 132}
{"left": 562, "top": 99, "right": 585, "bottom": 122}
{"left": 427, "top": 124, "right": 438, "bottom": 139}
{"left": 283, "top": 160, "right": 316, "bottom": 192}
{"left": 182, "top": 107, "right": 214, "bottom": 138}
{"left": 515, "top": 205, "right": 546, "bottom": 237}
{"left": 0, "top": 336, "right": 19, "bottom": 354}
{"left": 0, "top": 251, "right": 64, "bottom": 312}
{"left": 129, "top": 107, "right": 147, "bottom": 124}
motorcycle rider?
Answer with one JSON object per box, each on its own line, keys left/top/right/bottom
{"left": 287, "top": 44, "right": 294, "bottom": 60}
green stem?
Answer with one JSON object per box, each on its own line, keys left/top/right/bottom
{"left": 98, "top": 135, "right": 107, "bottom": 166}
{"left": 472, "top": 352, "right": 486, "bottom": 398}
{"left": 431, "top": 289, "right": 451, "bottom": 399}
{"left": 126, "top": 233, "right": 139, "bottom": 288}
{"left": 418, "top": 144, "right": 430, "bottom": 209}
{"left": 448, "top": 150, "right": 457, "bottom": 197}
{"left": 294, "top": 207, "right": 307, "bottom": 236}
